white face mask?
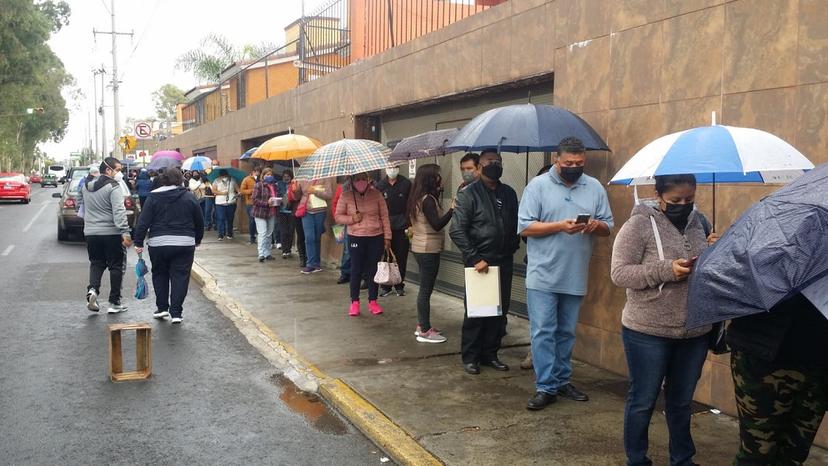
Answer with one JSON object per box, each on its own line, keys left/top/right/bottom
{"left": 386, "top": 167, "right": 399, "bottom": 179}
{"left": 114, "top": 171, "right": 124, "bottom": 182}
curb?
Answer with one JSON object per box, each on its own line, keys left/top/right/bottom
{"left": 190, "top": 261, "right": 443, "bottom": 466}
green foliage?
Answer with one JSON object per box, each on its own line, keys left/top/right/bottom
{"left": 152, "top": 84, "right": 186, "bottom": 121}
{"left": 175, "top": 33, "right": 275, "bottom": 83}
{"left": 0, "top": 0, "right": 72, "bottom": 173}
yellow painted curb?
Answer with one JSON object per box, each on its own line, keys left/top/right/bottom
{"left": 190, "top": 261, "right": 443, "bottom": 466}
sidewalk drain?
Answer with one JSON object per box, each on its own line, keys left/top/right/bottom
{"left": 269, "top": 374, "right": 348, "bottom": 435}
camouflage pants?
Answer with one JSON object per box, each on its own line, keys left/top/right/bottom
{"left": 731, "top": 349, "right": 828, "bottom": 466}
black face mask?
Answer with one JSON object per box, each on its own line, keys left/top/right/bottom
{"left": 481, "top": 163, "right": 503, "bottom": 181}
{"left": 662, "top": 202, "right": 694, "bottom": 229}
{"left": 559, "top": 166, "right": 584, "bottom": 183}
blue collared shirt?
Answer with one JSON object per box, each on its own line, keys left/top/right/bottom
{"left": 518, "top": 169, "right": 614, "bottom": 295}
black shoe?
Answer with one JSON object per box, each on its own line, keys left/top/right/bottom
{"left": 526, "top": 391, "right": 557, "bottom": 410}
{"left": 558, "top": 383, "right": 589, "bottom": 402}
{"left": 336, "top": 276, "right": 350, "bottom": 285}
{"left": 481, "top": 359, "right": 509, "bottom": 371}
{"left": 282, "top": 252, "right": 292, "bottom": 259}
{"left": 265, "top": 255, "right": 276, "bottom": 261}
{"left": 379, "top": 288, "right": 394, "bottom": 297}
{"left": 258, "top": 256, "right": 265, "bottom": 263}
{"left": 395, "top": 288, "right": 405, "bottom": 296}
{"left": 360, "top": 280, "right": 369, "bottom": 290}
{"left": 463, "top": 363, "right": 480, "bottom": 375}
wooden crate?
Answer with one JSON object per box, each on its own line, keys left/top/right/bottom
{"left": 108, "top": 323, "right": 152, "bottom": 382}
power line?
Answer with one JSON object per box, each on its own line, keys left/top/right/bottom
{"left": 119, "top": 0, "right": 162, "bottom": 80}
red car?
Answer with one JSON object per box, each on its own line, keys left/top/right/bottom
{"left": 29, "top": 173, "right": 42, "bottom": 184}
{"left": 0, "top": 173, "right": 31, "bottom": 204}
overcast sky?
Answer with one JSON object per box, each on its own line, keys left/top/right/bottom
{"left": 43, "top": 0, "right": 326, "bottom": 161}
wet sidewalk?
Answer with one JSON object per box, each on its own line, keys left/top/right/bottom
{"left": 192, "top": 236, "right": 828, "bottom": 465}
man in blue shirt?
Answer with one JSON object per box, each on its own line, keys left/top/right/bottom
{"left": 518, "top": 137, "right": 614, "bottom": 410}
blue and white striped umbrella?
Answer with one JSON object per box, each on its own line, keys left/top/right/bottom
{"left": 610, "top": 125, "right": 814, "bottom": 185}
{"left": 181, "top": 155, "right": 213, "bottom": 171}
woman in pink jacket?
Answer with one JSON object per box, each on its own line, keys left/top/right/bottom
{"left": 335, "top": 172, "right": 392, "bottom": 317}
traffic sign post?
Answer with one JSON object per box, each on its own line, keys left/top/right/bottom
{"left": 134, "top": 122, "right": 152, "bottom": 139}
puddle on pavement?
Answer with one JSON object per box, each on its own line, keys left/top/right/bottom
{"left": 269, "top": 374, "right": 348, "bottom": 435}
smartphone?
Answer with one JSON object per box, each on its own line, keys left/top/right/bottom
{"left": 575, "top": 214, "right": 591, "bottom": 225}
{"left": 683, "top": 256, "right": 699, "bottom": 267}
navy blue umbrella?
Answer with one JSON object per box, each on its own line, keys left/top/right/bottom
{"left": 239, "top": 146, "right": 259, "bottom": 160}
{"left": 686, "top": 163, "right": 828, "bottom": 329}
{"left": 446, "top": 104, "right": 609, "bottom": 153}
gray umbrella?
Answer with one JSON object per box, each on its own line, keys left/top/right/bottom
{"left": 388, "top": 128, "right": 460, "bottom": 161}
{"left": 146, "top": 157, "right": 181, "bottom": 171}
{"left": 686, "top": 163, "right": 828, "bottom": 329}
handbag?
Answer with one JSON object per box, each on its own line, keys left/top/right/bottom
{"left": 374, "top": 249, "right": 402, "bottom": 286}
{"left": 294, "top": 199, "right": 307, "bottom": 218}
{"left": 332, "top": 224, "right": 346, "bottom": 244}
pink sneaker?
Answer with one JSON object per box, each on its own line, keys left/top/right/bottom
{"left": 349, "top": 301, "right": 361, "bottom": 317}
{"left": 368, "top": 300, "right": 383, "bottom": 315}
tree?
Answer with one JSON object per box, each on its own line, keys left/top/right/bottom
{"left": 0, "top": 0, "right": 71, "bottom": 173}
{"left": 152, "top": 84, "right": 185, "bottom": 122}
{"left": 175, "top": 33, "right": 275, "bottom": 83}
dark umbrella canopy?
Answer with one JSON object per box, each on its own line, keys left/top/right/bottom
{"left": 146, "top": 156, "right": 181, "bottom": 171}
{"left": 446, "top": 104, "right": 609, "bottom": 153}
{"left": 686, "top": 163, "right": 828, "bottom": 329}
{"left": 389, "top": 128, "right": 460, "bottom": 161}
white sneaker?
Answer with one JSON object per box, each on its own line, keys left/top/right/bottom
{"left": 416, "top": 328, "right": 447, "bottom": 344}
{"left": 171, "top": 317, "right": 183, "bottom": 324}
{"left": 107, "top": 302, "right": 128, "bottom": 314}
{"left": 276, "top": 243, "right": 282, "bottom": 249}
{"left": 153, "top": 310, "right": 170, "bottom": 319}
{"left": 86, "top": 290, "right": 99, "bottom": 312}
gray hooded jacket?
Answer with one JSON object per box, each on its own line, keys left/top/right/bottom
{"left": 82, "top": 175, "right": 130, "bottom": 237}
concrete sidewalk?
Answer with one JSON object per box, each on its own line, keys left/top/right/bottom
{"left": 192, "top": 236, "right": 828, "bottom": 466}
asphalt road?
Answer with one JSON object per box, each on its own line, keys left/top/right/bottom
{"left": 0, "top": 185, "right": 383, "bottom": 464}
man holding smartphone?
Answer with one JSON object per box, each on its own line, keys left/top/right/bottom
{"left": 518, "top": 137, "right": 614, "bottom": 410}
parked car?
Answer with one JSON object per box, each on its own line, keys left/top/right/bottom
{"left": 54, "top": 177, "right": 136, "bottom": 241}
{"left": 0, "top": 173, "right": 31, "bottom": 204}
{"left": 67, "top": 166, "right": 90, "bottom": 181}
{"left": 29, "top": 173, "right": 42, "bottom": 184}
{"left": 40, "top": 173, "right": 58, "bottom": 188}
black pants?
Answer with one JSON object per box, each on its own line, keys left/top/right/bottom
{"left": 413, "top": 252, "right": 440, "bottom": 330}
{"left": 381, "top": 229, "right": 409, "bottom": 292}
{"left": 461, "top": 259, "right": 512, "bottom": 364}
{"left": 278, "top": 213, "right": 295, "bottom": 252}
{"left": 86, "top": 234, "right": 126, "bottom": 304}
{"left": 349, "top": 235, "right": 384, "bottom": 301}
{"left": 294, "top": 215, "right": 307, "bottom": 265}
{"left": 148, "top": 245, "right": 195, "bottom": 318}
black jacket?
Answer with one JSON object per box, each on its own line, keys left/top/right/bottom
{"left": 727, "top": 293, "right": 828, "bottom": 369}
{"left": 134, "top": 187, "right": 204, "bottom": 247}
{"left": 449, "top": 180, "right": 520, "bottom": 266}
{"left": 376, "top": 175, "right": 411, "bottom": 230}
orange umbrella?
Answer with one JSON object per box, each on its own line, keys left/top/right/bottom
{"left": 252, "top": 134, "right": 322, "bottom": 161}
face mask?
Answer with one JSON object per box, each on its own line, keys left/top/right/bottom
{"left": 114, "top": 171, "right": 124, "bottom": 182}
{"left": 263, "top": 175, "right": 275, "bottom": 184}
{"left": 662, "top": 202, "right": 694, "bottom": 227}
{"left": 461, "top": 172, "right": 476, "bottom": 184}
{"left": 386, "top": 168, "right": 399, "bottom": 179}
{"left": 559, "top": 166, "right": 584, "bottom": 183}
{"left": 481, "top": 163, "right": 503, "bottom": 181}
{"left": 353, "top": 180, "right": 369, "bottom": 193}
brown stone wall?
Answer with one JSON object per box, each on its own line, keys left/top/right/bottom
{"left": 164, "top": 0, "right": 828, "bottom": 446}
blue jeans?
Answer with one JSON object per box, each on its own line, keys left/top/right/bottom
{"left": 203, "top": 197, "right": 215, "bottom": 228}
{"left": 339, "top": 229, "right": 351, "bottom": 278}
{"left": 622, "top": 326, "right": 709, "bottom": 466}
{"left": 215, "top": 203, "right": 236, "bottom": 238}
{"left": 246, "top": 205, "right": 257, "bottom": 242}
{"left": 527, "top": 289, "right": 584, "bottom": 394}
{"left": 254, "top": 217, "right": 275, "bottom": 258}
{"left": 301, "top": 211, "right": 326, "bottom": 268}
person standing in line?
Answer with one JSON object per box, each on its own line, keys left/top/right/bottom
{"left": 82, "top": 157, "right": 132, "bottom": 314}
{"left": 276, "top": 169, "right": 296, "bottom": 259}
{"left": 251, "top": 168, "right": 279, "bottom": 262}
{"left": 202, "top": 173, "right": 216, "bottom": 231}
{"left": 333, "top": 177, "right": 352, "bottom": 284}
{"left": 287, "top": 174, "right": 308, "bottom": 267}
{"left": 136, "top": 169, "right": 152, "bottom": 208}
{"left": 212, "top": 169, "right": 238, "bottom": 241}
{"left": 240, "top": 167, "right": 259, "bottom": 245}
{"left": 295, "top": 178, "right": 334, "bottom": 274}
{"left": 611, "top": 174, "right": 714, "bottom": 465}
{"left": 134, "top": 169, "right": 204, "bottom": 324}
{"left": 519, "top": 137, "right": 614, "bottom": 410}
{"left": 458, "top": 152, "right": 480, "bottom": 192}
{"left": 449, "top": 149, "right": 520, "bottom": 375}
{"left": 376, "top": 164, "right": 412, "bottom": 297}
{"left": 334, "top": 172, "right": 392, "bottom": 317}
{"left": 188, "top": 171, "right": 206, "bottom": 216}
{"left": 408, "top": 164, "right": 453, "bottom": 344}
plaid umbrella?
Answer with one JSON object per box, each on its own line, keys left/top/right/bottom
{"left": 389, "top": 128, "right": 460, "bottom": 161}
{"left": 295, "top": 139, "right": 390, "bottom": 180}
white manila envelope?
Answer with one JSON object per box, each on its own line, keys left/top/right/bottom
{"left": 802, "top": 274, "right": 828, "bottom": 320}
{"left": 465, "top": 266, "right": 502, "bottom": 318}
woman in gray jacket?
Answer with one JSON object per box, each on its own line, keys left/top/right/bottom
{"left": 610, "top": 174, "right": 716, "bottom": 466}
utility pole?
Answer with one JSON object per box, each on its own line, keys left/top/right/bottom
{"left": 94, "top": 66, "right": 107, "bottom": 157}
{"left": 93, "top": 0, "right": 132, "bottom": 158}
{"left": 92, "top": 70, "right": 99, "bottom": 158}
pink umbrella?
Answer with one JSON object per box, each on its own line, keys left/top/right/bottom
{"left": 151, "top": 150, "right": 184, "bottom": 161}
